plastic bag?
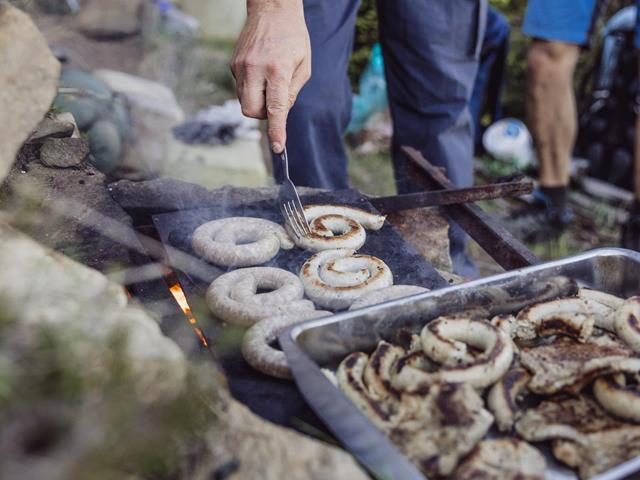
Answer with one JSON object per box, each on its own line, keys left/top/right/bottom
{"left": 347, "top": 43, "right": 388, "bottom": 134}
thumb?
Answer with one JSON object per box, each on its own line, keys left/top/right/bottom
{"left": 266, "top": 74, "right": 291, "bottom": 154}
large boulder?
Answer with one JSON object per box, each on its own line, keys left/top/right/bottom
{"left": 0, "top": 2, "right": 60, "bottom": 182}
{"left": 76, "top": 0, "right": 144, "bottom": 39}
{"left": 0, "top": 221, "right": 367, "bottom": 480}
{"left": 95, "top": 69, "right": 185, "bottom": 177}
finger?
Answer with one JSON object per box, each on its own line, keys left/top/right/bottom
{"left": 288, "top": 60, "right": 311, "bottom": 109}
{"left": 240, "top": 65, "right": 267, "bottom": 119}
{"left": 266, "top": 69, "right": 291, "bottom": 153}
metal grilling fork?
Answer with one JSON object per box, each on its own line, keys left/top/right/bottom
{"left": 278, "top": 147, "right": 312, "bottom": 239}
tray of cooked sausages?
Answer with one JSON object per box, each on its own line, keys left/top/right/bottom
{"left": 280, "top": 247, "right": 640, "bottom": 480}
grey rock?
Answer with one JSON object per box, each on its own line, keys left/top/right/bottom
{"left": 34, "top": 0, "right": 75, "bottom": 15}
{"left": 0, "top": 156, "right": 139, "bottom": 273}
{"left": 76, "top": 0, "right": 144, "bottom": 39}
{"left": 54, "top": 68, "right": 114, "bottom": 130}
{"left": 40, "top": 137, "right": 90, "bottom": 168}
{"left": 95, "top": 69, "right": 184, "bottom": 176}
{"left": 28, "top": 116, "right": 75, "bottom": 143}
{"left": 0, "top": 222, "right": 187, "bottom": 402}
{"left": 0, "top": 3, "right": 60, "bottom": 182}
{"left": 88, "top": 119, "right": 124, "bottom": 173}
{"left": 207, "top": 400, "right": 369, "bottom": 480}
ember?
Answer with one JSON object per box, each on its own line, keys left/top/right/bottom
{"left": 169, "top": 281, "right": 209, "bottom": 348}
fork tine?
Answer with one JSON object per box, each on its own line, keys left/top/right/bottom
{"left": 283, "top": 202, "right": 303, "bottom": 238}
{"left": 281, "top": 204, "right": 298, "bottom": 238}
{"left": 291, "top": 202, "right": 312, "bottom": 235}
{"left": 291, "top": 194, "right": 312, "bottom": 233}
{"left": 287, "top": 201, "right": 307, "bottom": 238}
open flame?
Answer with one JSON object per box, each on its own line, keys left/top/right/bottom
{"left": 169, "top": 282, "right": 209, "bottom": 348}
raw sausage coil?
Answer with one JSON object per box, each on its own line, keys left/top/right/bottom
{"left": 299, "top": 248, "right": 393, "bottom": 310}
{"left": 206, "top": 267, "right": 315, "bottom": 326}
{"left": 192, "top": 217, "right": 293, "bottom": 267}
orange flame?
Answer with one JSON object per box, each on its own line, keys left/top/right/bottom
{"left": 169, "top": 282, "right": 209, "bottom": 348}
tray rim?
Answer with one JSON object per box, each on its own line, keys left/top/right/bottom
{"left": 280, "top": 247, "right": 640, "bottom": 480}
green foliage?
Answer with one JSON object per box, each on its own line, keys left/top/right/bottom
{"left": 0, "top": 320, "right": 219, "bottom": 479}
{"left": 349, "top": 0, "right": 379, "bottom": 91}
{"left": 489, "top": 0, "right": 529, "bottom": 119}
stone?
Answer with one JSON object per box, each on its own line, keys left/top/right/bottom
{"left": 387, "top": 207, "right": 453, "bottom": 272}
{"left": 76, "top": 0, "right": 144, "bottom": 39}
{"left": 55, "top": 68, "right": 115, "bottom": 130}
{"left": 0, "top": 155, "right": 139, "bottom": 273}
{"left": 0, "top": 222, "right": 186, "bottom": 403}
{"left": 0, "top": 220, "right": 367, "bottom": 480}
{"left": 40, "top": 137, "right": 90, "bottom": 168}
{"left": 34, "top": 0, "right": 75, "bottom": 15}
{"left": 28, "top": 116, "right": 75, "bottom": 143}
{"left": 206, "top": 400, "right": 369, "bottom": 480}
{"left": 94, "top": 69, "right": 185, "bottom": 176}
{"left": 54, "top": 111, "right": 81, "bottom": 138}
{"left": 164, "top": 137, "right": 269, "bottom": 188}
{"left": 87, "top": 119, "right": 124, "bottom": 173}
{"left": 95, "top": 69, "right": 184, "bottom": 122}
{"left": 0, "top": 3, "right": 60, "bottom": 182}
{"left": 176, "top": 0, "right": 246, "bottom": 40}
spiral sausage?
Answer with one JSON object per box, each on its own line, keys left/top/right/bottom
{"left": 288, "top": 204, "right": 386, "bottom": 252}
{"left": 614, "top": 296, "right": 640, "bottom": 352}
{"left": 206, "top": 267, "right": 315, "bottom": 326}
{"left": 515, "top": 297, "right": 594, "bottom": 342}
{"left": 299, "top": 248, "right": 394, "bottom": 310}
{"left": 393, "top": 317, "right": 514, "bottom": 391}
{"left": 192, "top": 217, "right": 293, "bottom": 267}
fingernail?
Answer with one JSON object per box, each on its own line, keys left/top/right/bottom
{"left": 271, "top": 142, "right": 282, "bottom": 153}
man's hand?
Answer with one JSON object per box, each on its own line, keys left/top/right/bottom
{"left": 231, "top": 0, "right": 311, "bottom": 153}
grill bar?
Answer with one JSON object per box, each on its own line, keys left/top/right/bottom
{"left": 402, "top": 145, "right": 539, "bottom": 270}
{"left": 369, "top": 177, "right": 533, "bottom": 213}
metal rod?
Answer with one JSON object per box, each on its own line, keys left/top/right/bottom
{"left": 401, "top": 146, "right": 539, "bottom": 270}
{"left": 369, "top": 180, "right": 533, "bottom": 213}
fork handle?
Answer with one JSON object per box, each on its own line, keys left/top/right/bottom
{"left": 280, "top": 147, "right": 290, "bottom": 177}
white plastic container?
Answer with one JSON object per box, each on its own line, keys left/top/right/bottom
{"left": 482, "top": 118, "right": 535, "bottom": 169}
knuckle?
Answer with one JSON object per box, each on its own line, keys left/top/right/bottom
{"left": 242, "top": 53, "right": 263, "bottom": 70}
{"left": 266, "top": 62, "right": 287, "bottom": 81}
{"left": 266, "top": 103, "right": 286, "bottom": 116}
{"left": 241, "top": 105, "right": 261, "bottom": 118}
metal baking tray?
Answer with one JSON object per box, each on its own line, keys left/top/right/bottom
{"left": 280, "top": 248, "right": 640, "bottom": 480}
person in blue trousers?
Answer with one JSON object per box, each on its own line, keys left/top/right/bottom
{"left": 231, "top": 0, "right": 487, "bottom": 276}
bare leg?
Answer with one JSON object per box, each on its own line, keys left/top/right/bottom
{"left": 527, "top": 40, "right": 580, "bottom": 188}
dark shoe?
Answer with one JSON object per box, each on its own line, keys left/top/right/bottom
{"left": 504, "top": 190, "right": 574, "bottom": 243}
{"left": 622, "top": 210, "right": 640, "bottom": 251}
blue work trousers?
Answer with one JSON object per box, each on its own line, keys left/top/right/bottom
{"left": 274, "top": 0, "right": 487, "bottom": 275}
